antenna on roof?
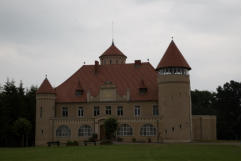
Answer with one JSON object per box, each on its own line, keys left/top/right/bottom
{"left": 147, "top": 58, "right": 149, "bottom": 62}
{"left": 83, "top": 61, "right": 86, "bottom": 65}
{"left": 112, "top": 21, "right": 114, "bottom": 44}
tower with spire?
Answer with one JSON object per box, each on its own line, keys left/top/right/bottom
{"left": 156, "top": 40, "right": 192, "bottom": 142}
{"left": 35, "top": 77, "right": 56, "bottom": 145}
{"left": 99, "top": 42, "right": 127, "bottom": 65}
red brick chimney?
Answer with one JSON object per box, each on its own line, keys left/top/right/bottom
{"left": 134, "top": 60, "right": 141, "bottom": 66}
{"left": 94, "top": 61, "right": 99, "bottom": 73}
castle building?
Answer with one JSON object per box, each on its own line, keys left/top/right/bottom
{"left": 35, "top": 40, "right": 216, "bottom": 146}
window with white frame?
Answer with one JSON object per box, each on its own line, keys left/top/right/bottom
{"left": 62, "top": 107, "right": 68, "bottom": 117}
{"left": 140, "top": 124, "right": 156, "bottom": 136}
{"left": 153, "top": 105, "right": 159, "bottom": 116}
{"left": 78, "top": 107, "right": 84, "bottom": 117}
{"left": 106, "top": 106, "right": 111, "bottom": 115}
{"left": 117, "top": 124, "right": 133, "bottom": 136}
{"left": 117, "top": 106, "right": 123, "bottom": 116}
{"left": 78, "top": 125, "right": 92, "bottom": 136}
{"left": 56, "top": 125, "right": 71, "bottom": 137}
{"left": 134, "top": 106, "right": 140, "bottom": 116}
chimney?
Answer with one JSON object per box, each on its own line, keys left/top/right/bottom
{"left": 134, "top": 60, "right": 141, "bottom": 66}
{"left": 94, "top": 61, "right": 99, "bottom": 73}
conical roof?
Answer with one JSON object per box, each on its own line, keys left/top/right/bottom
{"left": 156, "top": 40, "right": 191, "bottom": 70}
{"left": 36, "top": 78, "right": 55, "bottom": 94}
{"left": 99, "top": 42, "right": 127, "bottom": 58}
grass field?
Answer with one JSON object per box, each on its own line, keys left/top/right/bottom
{"left": 0, "top": 143, "right": 240, "bottom": 161}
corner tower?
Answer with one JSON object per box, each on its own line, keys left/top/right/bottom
{"left": 35, "top": 78, "right": 56, "bottom": 146}
{"left": 157, "top": 40, "right": 192, "bottom": 142}
{"left": 99, "top": 41, "right": 127, "bottom": 64}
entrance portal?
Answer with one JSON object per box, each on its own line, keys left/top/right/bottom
{"left": 100, "top": 125, "right": 105, "bottom": 140}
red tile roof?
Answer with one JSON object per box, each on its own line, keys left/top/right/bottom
{"left": 55, "top": 62, "right": 158, "bottom": 103}
{"left": 99, "top": 42, "right": 127, "bottom": 58}
{"left": 156, "top": 40, "right": 191, "bottom": 70}
{"left": 37, "top": 78, "right": 55, "bottom": 94}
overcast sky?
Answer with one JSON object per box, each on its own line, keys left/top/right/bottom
{"left": 0, "top": 0, "right": 240, "bottom": 91}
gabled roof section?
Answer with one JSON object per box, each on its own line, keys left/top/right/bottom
{"left": 37, "top": 78, "right": 55, "bottom": 94}
{"left": 156, "top": 40, "right": 191, "bottom": 70}
{"left": 55, "top": 63, "right": 158, "bottom": 103}
{"left": 99, "top": 42, "right": 127, "bottom": 58}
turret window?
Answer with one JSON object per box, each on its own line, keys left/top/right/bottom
{"left": 40, "top": 106, "right": 43, "bottom": 118}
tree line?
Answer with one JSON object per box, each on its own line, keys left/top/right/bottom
{"left": 0, "top": 80, "right": 240, "bottom": 147}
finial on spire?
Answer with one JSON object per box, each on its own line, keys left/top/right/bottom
{"left": 112, "top": 21, "right": 114, "bottom": 44}
{"left": 171, "top": 36, "right": 174, "bottom": 40}
{"left": 45, "top": 74, "right": 47, "bottom": 79}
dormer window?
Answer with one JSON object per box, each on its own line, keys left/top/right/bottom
{"left": 139, "top": 87, "right": 147, "bottom": 94}
{"left": 75, "top": 89, "right": 84, "bottom": 96}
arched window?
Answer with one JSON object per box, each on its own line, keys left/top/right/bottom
{"left": 78, "top": 125, "right": 92, "bottom": 136}
{"left": 56, "top": 125, "right": 71, "bottom": 137}
{"left": 117, "top": 124, "right": 133, "bottom": 136}
{"left": 140, "top": 124, "right": 156, "bottom": 136}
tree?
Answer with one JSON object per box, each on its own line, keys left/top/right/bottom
{"left": 191, "top": 90, "right": 216, "bottom": 115}
{"left": 12, "top": 118, "right": 32, "bottom": 146}
{"left": 104, "top": 118, "right": 118, "bottom": 140}
{"left": 214, "top": 80, "right": 241, "bottom": 140}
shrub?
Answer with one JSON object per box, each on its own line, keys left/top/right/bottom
{"left": 117, "top": 137, "right": 123, "bottom": 142}
{"left": 88, "top": 133, "right": 98, "bottom": 142}
{"left": 66, "top": 140, "right": 79, "bottom": 146}
{"left": 132, "top": 138, "right": 136, "bottom": 143}
{"left": 104, "top": 118, "right": 118, "bottom": 139}
{"left": 148, "top": 138, "right": 151, "bottom": 143}
{"left": 100, "top": 139, "right": 113, "bottom": 145}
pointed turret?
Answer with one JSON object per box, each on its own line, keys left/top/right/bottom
{"left": 156, "top": 40, "right": 191, "bottom": 70}
{"left": 99, "top": 42, "right": 127, "bottom": 64}
{"left": 36, "top": 78, "right": 55, "bottom": 94}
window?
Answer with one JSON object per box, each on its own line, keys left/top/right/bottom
{"left": 75, "top": 89, "right": 83, "bottom": 96}
{"left": 62, "top": 107, "right": 68, "bottom": 117}
{"left": 139, "top": 88, "right": 147, "bottom": 94}
{"left": 110, "top": 60, "right": 112, "bottom": 64}
{"left": 179, "top": 124, "right": 182, "bottom": 129}
{"left": 94, "top": 106, "right": 100, "bottom": 116}
{"left": 106, "top": 106, "right": 111, "bottom": 115}
{"left": 116, "top": 60, "right": 118, "bottom": 64}
{"left": 172, "top": 127, "right": 175, "bottom": 132}
{"left": 41, "top": 129, "right": 43, "bottom": 135}
{"left": 134, "top": 106, "right": 140, "bottom": 116}
{"left": 40, "top": 106, "right": 43, "bottom": 118}
{"left": 140, "top": 124, "right": 156, "bottom": 136}
{"left": 165, "top": 129, "right": 167, "bottom": 134}
{"left": 78, "top": 107, "right": 84, "bottom": 117}
{"left": 117, "top": 106, "right": 123, "bottom": 116}
{"left": 78, "top": 125, "right": 92, "bottom": 136}
{"left": 117, "top": 124, "right": 133, "bottom": 136}
{"left": 56, "top": 125, "right": 71, "bottom": 137}
{"left": 153, "top": 105, "right": 159, "bottom": 116}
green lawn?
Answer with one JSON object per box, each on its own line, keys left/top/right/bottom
{"left": 0, "top": 143, "right": 240, "bottom": 161}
